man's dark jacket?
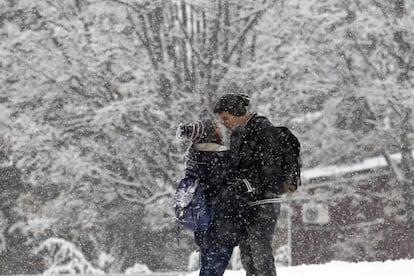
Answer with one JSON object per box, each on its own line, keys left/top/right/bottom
{"left": 229, "top": 113, "right": 300, "bottom": 203}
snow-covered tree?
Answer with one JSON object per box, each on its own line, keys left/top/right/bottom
{"left": 333, "top": 0, "right": 414, "bottom": 227}
{"left": 115, "top": 0, "right": 277, "bottom": 106}
{"left": 0, "top": 0, "right": 186, "bottom": 271}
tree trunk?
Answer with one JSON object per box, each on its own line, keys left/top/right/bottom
{"left": 400, "top": 108, "right": 414, "bottom": 228}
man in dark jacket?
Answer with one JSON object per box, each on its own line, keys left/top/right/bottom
{"left": 214, "top": 94, "right": 299, "bottom": 276}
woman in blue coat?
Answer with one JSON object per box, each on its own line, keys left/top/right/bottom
{"left": 177, "top": 119, "right": 247, "bottom": 276}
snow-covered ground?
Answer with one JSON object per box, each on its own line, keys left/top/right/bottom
{"left": 187, "top": 259, "right": 414, "bottom": 276}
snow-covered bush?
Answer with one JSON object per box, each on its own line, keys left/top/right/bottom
{"left": 274, "top": 245, "right": 290, "bottom": 267}
{"left": 97, "top": 251, "right": 115, "bottom": 272}
{"left": 34, "top": 237, "right": 104, "bottom": 274}
{"left": 124, "top": 263, "right": 152, "bottom": 274}
{"left": 188, "top": 250, "right": 199, "bottom": 271}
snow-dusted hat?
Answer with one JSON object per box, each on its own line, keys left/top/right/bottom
{"left": 177, "top": 119, "right": 221, "bottom": 144}
{"left": 213, "top": 94, "right": 250, "bottom": 116}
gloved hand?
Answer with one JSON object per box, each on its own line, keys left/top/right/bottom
{"left": 283, "top": 183, "right": 297, "bottom": 193}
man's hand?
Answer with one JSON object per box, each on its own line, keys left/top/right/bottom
{"left": 283, "top": 183, "right": 297, "bottom": 193}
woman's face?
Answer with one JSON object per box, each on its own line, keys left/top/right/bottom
{"left": 217, "top": 112, "right": 241, "bottom": 131}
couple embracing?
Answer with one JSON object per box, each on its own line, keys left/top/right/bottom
{"left": 177, "top": 94, "right": 300, "bottom": 276}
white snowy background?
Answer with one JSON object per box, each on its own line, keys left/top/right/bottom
{"left": 0, "top": 0, "right": 413, "bottom": 274}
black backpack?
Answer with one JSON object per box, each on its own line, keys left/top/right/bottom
{"left": 271, "top": 126, "right": 301, "bottom": 194}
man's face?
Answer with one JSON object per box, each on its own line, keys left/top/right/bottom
{"left": 212, "top": 123, "right": 224, "bottom": 142}
{"left": 217, "top": 112, "right": 240, "bottom": 131}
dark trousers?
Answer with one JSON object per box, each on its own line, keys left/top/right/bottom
{"left": 199, "top": 246, "right": 233, "bottom": 276}
{"left": 239, "top": 203, "right": 281, "bottom": 276}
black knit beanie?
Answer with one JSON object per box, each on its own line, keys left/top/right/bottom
{"left": 213, "top": 94, "right": 250, "bottom": 116}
